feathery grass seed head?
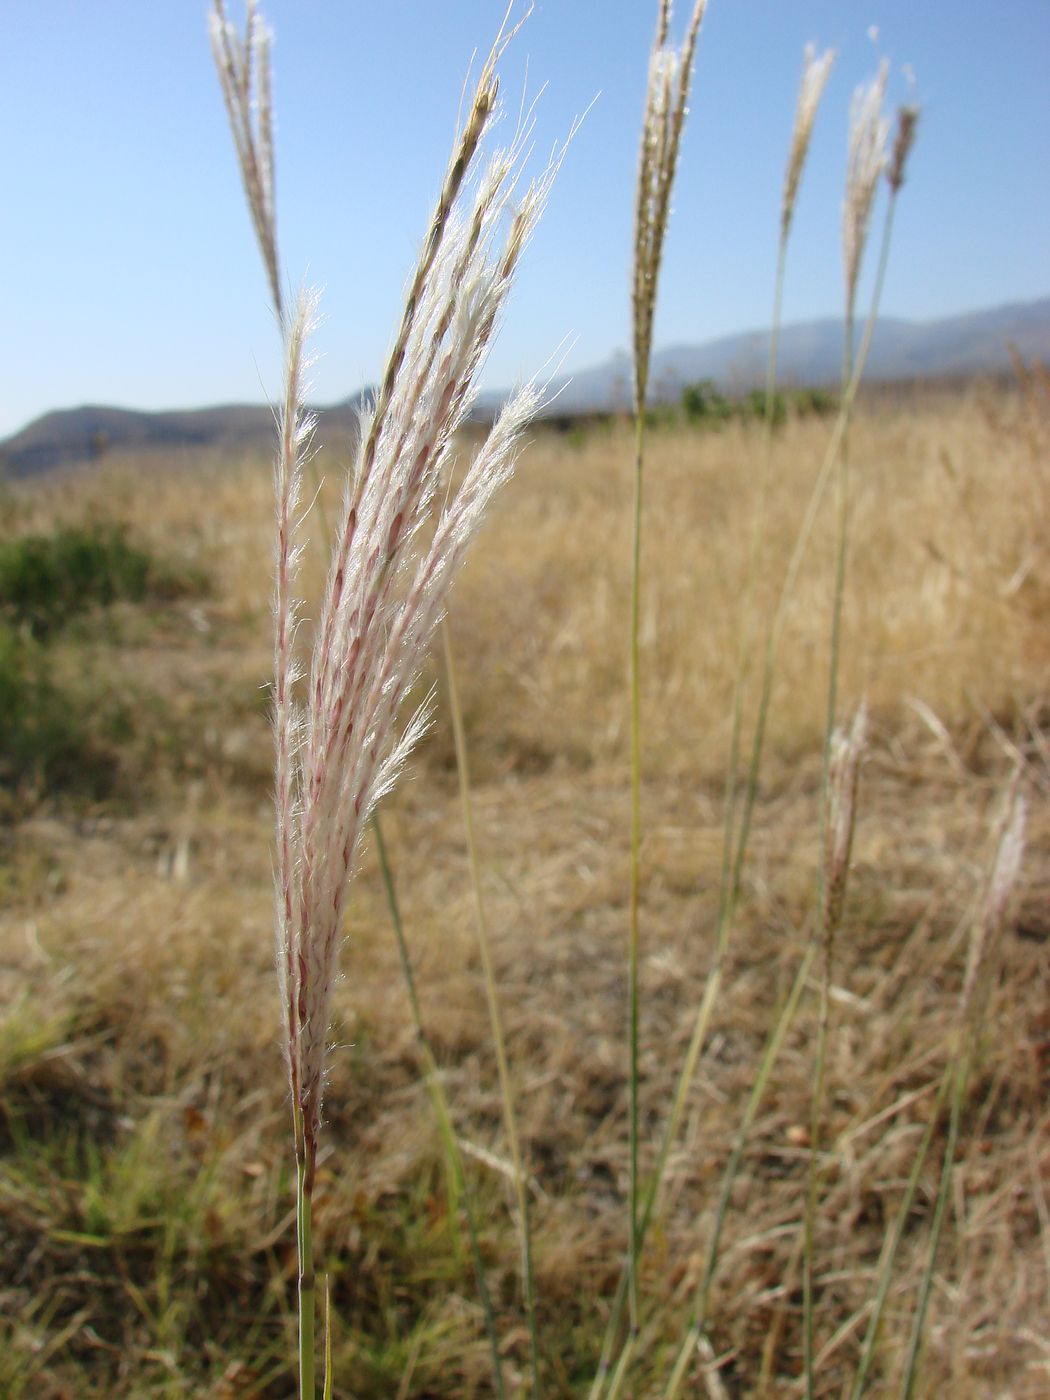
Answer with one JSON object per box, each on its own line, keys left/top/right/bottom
{"left": 212, "top": 0, "right": 564, "bottom": 1163}
{"left": 287, "top": 99, "right": 561, "bottom": 1158}
{"left": 842, "top": 60, "right": 890, "bottom": 320}
{"left": 887, "top": 102, "right": 920, "bottom": 193}
{"left": 782, "top": 44, "right": 835, "bottom": 244}
{"left": 210, "top": 0, "right": 282, "bottom": 321}
{"left": 633, "top": 0, "right": 708, "bottom": 412}
{"left": 272, "top": 288, "right": 319, "bottom": 1097}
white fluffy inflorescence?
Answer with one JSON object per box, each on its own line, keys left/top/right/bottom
{"left": 211, "top": 0, "right": 562, "bottom": 1169}
{"left": 842, "top": 60, "right": 890, "bottom": 321}
{"left": 782, "top": 43, "right": 835, "bottom": 243}
{"left": 632, "top": 0, "right": 708, "bottom": 412}
{"left": 210, "top": 0, "right": 282, "bottom": 321}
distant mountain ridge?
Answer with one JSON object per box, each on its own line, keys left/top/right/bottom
{"left": 3, "top": 297, "right": 1047, "bottom": 477}
{"left": 0, "top": 397, "right": 371, "bottom": 480}
{"left": 524, "top": 297, "right": 1050, "bottom": 416}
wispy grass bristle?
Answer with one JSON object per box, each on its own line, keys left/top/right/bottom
{"left": 843, "top": 59, "right": 890, "bottom": 321}
{"left": 782, "top": 44, "right": 836, "bottom": 242}
{"left": 210, "top": 0, "right": 282, "bottom": 321}
{"left": 624, "top": 0, "right": 708, "bottom": 1342}
{"left": 633, "top": 0, "right": 708, "bottom": 412}
{"left": 210, "top": 5, "right": 562, "bottom": 1391}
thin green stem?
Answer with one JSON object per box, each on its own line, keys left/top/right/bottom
{"left": 594, "top": 194, "right": 900, "bottom": 1400}
{"left": 801, "top": 959, "right": 830, "bottom": 1398}
{"left": 849, "top": 1065, "right": 952, "bottom": 1399}
{"left": 443, "top": 622, "right": 541, "bottom": 1399}
{"left": 295, "top": 1104, "right": 316, "bottom": 1400}
{"left": 663, "top": 945, "right": 815, "bottom": 1400}
{"left": 322, "top": 1277, "right": 333, "bottom": 1400}
{"left": 588, "top": 1268, "right": 630, "bottom": 1400}
{"left": 822, "top": 195, "right": 897, "bottom": 767}
{"left": 628, "top": 408, "right": 646, "bottom": 1334}
{"left": 604, "top": 1332, "right": 636, "bottom": 1400}
{"left": 716, "top": 231, "right": 788, "bottom": 964}
{"left": 898, "top": 1052, "right": 967, "bottom": 1399}
{"left": 371, "top": 812, "right": 506, "bottom": 1399}
{"left": 803, "top": 326, "right": 850, "bottom": 1392}
{"left": 803, "top": 191, "right": 898, "bottom": 1398}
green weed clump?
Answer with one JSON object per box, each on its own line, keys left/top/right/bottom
{"left": 0, "top": 522, "right": 201, "bottom": 640}
{"left": 680, "top": 380, "right": 836, "bottom": 428}
{"left": 0, "top": 521, "right": 211, "bottom": 805}
{"left": 681, "top": 379, "right": 733, "bottom": 425}
{"left": 0, "top": 626, "right": 109, "bottom": 799}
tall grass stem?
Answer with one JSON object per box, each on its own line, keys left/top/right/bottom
{"left": 897, "top": 1056, "right": 965, "bottom": 1398}
{"left": 848, "top": 1064, "right": 951, "bottom": 1397}
{"left": 592, "top": 173, "right": 900, "bottom": 1400}
{"left": 626, "top": 0, "right": 708, "bottom": 1334}
{"left": 662, "top": 944, "right": 817, "bottom": 1399}
{"left": 627, "top": 409, "right": 645, "bottom": 1333}
{"left": 719, "top": 41, "right": 832, "bottom": 946}
{"left": 442, "top": 622, "right": 541, "bottom": 1397}
{"left": 803, "top": 191, "right": 898, "bottom": 1397}
{"left": 211, "top": 7, "right": 561, "bottom": 1392}
{"left": 294, "top": 1103, "right": 315, "bottom": 1400}
{"left": 714, "top": 231, "right": 787, "bottom": 1053}
{"left": 371, "top": 813, "right": 506, "bottom": 1398}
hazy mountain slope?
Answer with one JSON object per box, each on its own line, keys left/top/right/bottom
{"left": 541, "top": 298, "right": 1050, "bottom": 413}
{"left": 4, "top": 298, "right": 1047, "bottom": 475}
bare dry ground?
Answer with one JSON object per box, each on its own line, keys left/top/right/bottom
{"left": 0, "top": 383, "right": 1047, "bottom": 1397}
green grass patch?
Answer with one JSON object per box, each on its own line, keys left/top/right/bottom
{"left": 0, "top": 522, "right": 203, "bottom": 640}
{"left": 0, "top": 521, "right": 213, "bottom": 806}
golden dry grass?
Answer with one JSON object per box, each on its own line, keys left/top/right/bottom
{"left": 0, "top": 384, "right": 1047, "bottom": 1397}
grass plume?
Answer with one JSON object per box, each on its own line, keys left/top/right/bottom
{"left": 626, "top": 0, "right": 708, "bottom": 1335}
{"left": 782, "top": 44, "right": 836, "bottom": 245}
{"left": 210, "top": 3, "right": 561, "bottom": 1390}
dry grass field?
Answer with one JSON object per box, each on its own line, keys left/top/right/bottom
{"left": 0, "top": 384, "right": 1047, "bottom": 1397}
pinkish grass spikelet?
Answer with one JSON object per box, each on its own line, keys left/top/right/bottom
{"left": 210, "top": 0, "right": 563, "bottom": 1189}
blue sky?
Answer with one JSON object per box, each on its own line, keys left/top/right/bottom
{"left": 2, "top": 1, "right": 1047, "bottom": 437}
